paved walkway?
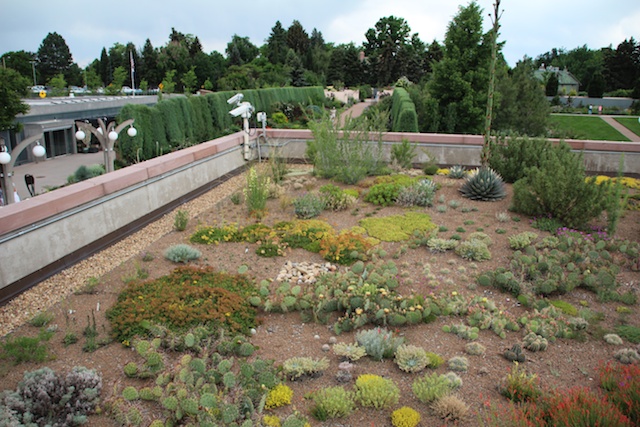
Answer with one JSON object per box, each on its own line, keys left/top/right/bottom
{"left": 599, "top": 115, "right": 640, "bottom": 142}
{"left": 10, "top": 152, "right": 104, "bottom": 202}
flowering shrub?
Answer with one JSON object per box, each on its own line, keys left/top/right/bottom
{"left": 354, "top": 374, "right": 400, "bottom": 409}
{"left": 244, "top": 166, "right": 271, "bottom": 219}
{"left": 190, "top": 223, "right": 241, "bottom": 244}
{"left": 319, "top": 231, "right": 373, "bottom": 265}
{"left": 107, "top": 266, "right": 258, "bottom": 341}
{"left": 599, "top": 361, "right": 640, "bottom": 424}
{"left": 391, "top": 406, "right": 421, "bottom": 427}
{"left": 265, "top": 384, "right": 293, "bottom": 409}
{"left": 499, "top": 362, "right": 542, "bottom": 403}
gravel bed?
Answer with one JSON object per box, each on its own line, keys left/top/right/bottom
{"left": 0, "top": 174, "right": 245, "bottom": 338}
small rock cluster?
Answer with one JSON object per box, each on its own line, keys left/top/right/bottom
{"left": 275, "top": 261, "right": 337, "bottom": 284}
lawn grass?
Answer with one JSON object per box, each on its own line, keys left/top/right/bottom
{"left": 614, "top": 117, "right": 640, "bottom": 137}
{"left": 549, "top": 115, "right": 630, "bottom": 141}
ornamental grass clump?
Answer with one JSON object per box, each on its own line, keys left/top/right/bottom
{"left": 431, "top": 394, "right": 469, "bottom": 422}
{"left": 354, "top": 374, "right": 400, "bottom": 409}
{"left": 310, "top": 386, "right": 356, "bottom": 420}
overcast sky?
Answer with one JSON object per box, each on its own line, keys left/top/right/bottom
{"left": 1, "top": 0, "right": 638, "bottom": 69}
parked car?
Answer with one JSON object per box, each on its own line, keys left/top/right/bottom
{"left": 70, "top": 86, "right": 89, "bottom": 94}
{"left": 30, "top": 85, "right": 46, "bottom": 94}
{"left": 121, "top": 86, "right": 143, "bottom": 95}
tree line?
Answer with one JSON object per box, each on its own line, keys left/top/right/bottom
{"left": 1, "top": 2, "right": 639, "bottom": 136}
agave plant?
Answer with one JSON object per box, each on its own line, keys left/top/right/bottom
{"left": 448, "top": 165, "right": 466, "bottom": 179}
{"left": 459, "top": 167, "right": 506, "bottom": 201}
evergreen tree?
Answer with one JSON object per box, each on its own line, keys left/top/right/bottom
{"left": 225, "top": 35, "right": 259, "bottom": 66}
{"left": 545, "top": 72, "right": 559, "bottom": 96}
{"left": 98, "top": 47, "right": 110, "bottom": 87}
{"left": 587, "top": 71, "right": 606, "bottom": 97}
{"left": 37, "top": 32, "right": 73, "bottom": 84}
{"left": 494, "top": 58, "right": 549, "bottom": 136}
{"left": 265, "top": 21, "right": 288, "bottom": 65}
{"left": 429, "top": 2, "right": 491, "bottom": 134}
{"left": 363, "top": 16, "right": 412, "bottom": 86}
{"left": 140, "top": 39, "right": 161, "bottom": 87}
{"left": 603, "top": 37, "right": 640, "bottom": 91}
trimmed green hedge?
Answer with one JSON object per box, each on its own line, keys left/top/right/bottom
{"left": 116, "top": 86, "right": 325, "bottom": 166}
{"left": 390, "top": 88, "right": 418, "bottom": 132}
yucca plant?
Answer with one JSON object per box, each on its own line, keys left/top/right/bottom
{"left": 448, "top": 165, "right": 466, "bottom": 179}
{"left": 459, "top": 167, "right": 506, "bottom": 201}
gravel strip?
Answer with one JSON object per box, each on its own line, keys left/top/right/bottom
{"left": 0, "top": 174, "right": 245, "bottom": 338}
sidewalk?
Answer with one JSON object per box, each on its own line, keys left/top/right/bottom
{"left": 600, "top": 115, "right": 640, "bottom": 142}
{"left": 9, "top": 152, "right": 104, "bottom": 202}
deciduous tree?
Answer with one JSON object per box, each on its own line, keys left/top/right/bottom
{"left": 0, "top": 68, "right": 30, "bottom": 130}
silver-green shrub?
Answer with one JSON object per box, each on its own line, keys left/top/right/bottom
{"left": 293, "top": 193, "right": 326, "bottom": 219}
{"left": 355, "top": 327, "right": 404, "bottom": 361}
{"left": 396, "top": 179, "right": 437, "bottom": 207}
{"left": 164, "top": 244, "right": 202, "bottom": 263}
{"left": 0, "top": 366, "right": 102, "bottom": 426}
{"left": 427, "top": 238, "right": 459, "bottom": 253}
{"left": 454, "top": 240, "right": 491, "bottom": 261}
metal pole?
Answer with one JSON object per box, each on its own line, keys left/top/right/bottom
{"left": 0, "top": 134, "right": 45, "bottom": 205}
{"left": 30, "top": 61, "right": 37, "bottom": 85}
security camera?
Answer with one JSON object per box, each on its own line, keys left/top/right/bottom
{"left": 227, "top": 93, "right": 244, "bottom": 105}
{"left": 229, "top": 102, "right": 254, "bottom": 118}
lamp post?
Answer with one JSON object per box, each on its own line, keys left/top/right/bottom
{"left": 74, "top": 118, "right": 136, "bottom": 173}
{"left": 0, "top": 134, "right": 46, "bottom": 205}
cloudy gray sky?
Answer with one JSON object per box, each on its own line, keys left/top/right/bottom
{"left": 1, "top": 0, "right": 638, "bottom": 68}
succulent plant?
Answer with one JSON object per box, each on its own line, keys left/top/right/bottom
{"left": 464, "top": 341, "right": 486, "bottom": 356}
{"left": 448, "top": 165, "right": 466, "bottom": 179}
{"left": 333, "top": 342, "right": 367, "bottom": 361}
{"left": 459, "top": 166, "right": 507, "bottom": 201}
{"left": 603, "top": 333, "right": 624, "bottom": 345}
{"left": 523, "top": 332, "right": 548, "bottom": 352}
{"left": 503, "top": 343, "right": 526, "bottom": 362}
{"left": 613, "top": 348, "right": 640, "bottom": 364}
{"left": 447, "top": 356, "right": 470, "bottom": 372}
{"left": 395, "top": 344, "right": 430, "bottom": 373}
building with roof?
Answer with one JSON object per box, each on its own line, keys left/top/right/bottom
{"left": 534, "top": 65, "right": 581, "bottom": 95}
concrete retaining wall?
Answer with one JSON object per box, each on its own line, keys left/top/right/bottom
{"left": 0, "top": 133, "right": 246, "bottom": 291}
{"left": 1, "top": 129, "right": 638, "bottom": 295}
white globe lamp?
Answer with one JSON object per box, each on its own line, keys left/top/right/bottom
{"left": 127, "top": 127, "right": 137, "bottom": 137}
{"left": 0, "top": 151, "right": 10, "bottom": 165}
{"left": 108, "top": 131, "right": 118, "bottom": 141}
{"left": 32, "top": 144, "right": 46, "bottom": 158}
{"left": 75, "top": 130, "right": 86, "bottom": 140}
